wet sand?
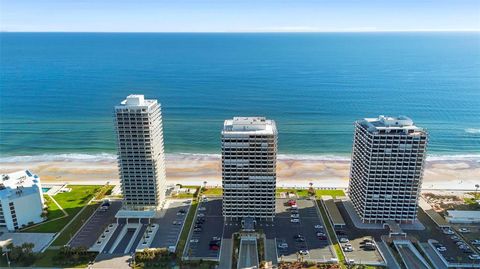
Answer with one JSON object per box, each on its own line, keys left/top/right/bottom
{"left": 0, "top": 154, "right": 479, "bottom": 190}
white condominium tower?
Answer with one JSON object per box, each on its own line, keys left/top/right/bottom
{"left": 348, "top": 115, "right": 428, "bottom": 224}
{"left": 114, "top": 94, "right": 167, "bottom": 211}
{"left": 222, "top": 117, "right": 278, "bottom": 220}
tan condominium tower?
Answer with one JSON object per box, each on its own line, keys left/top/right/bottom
{"left": 114, "top": 94, "right": 167, "bottom": 211}
{"left": 222, "top": 117, "right": 278, "bottom": 221}
{"left": 348, "top": 115, "right": 428, "bottom": 224}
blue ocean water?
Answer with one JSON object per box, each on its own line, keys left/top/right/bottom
{"left": 0, "top": 33, "right": 479, "bottom": 159}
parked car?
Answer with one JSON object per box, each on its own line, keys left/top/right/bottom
{"left": 299, "top": 249, "right": 309, "bottom": 255}
{"left": 459, "top": 228, "right": 471, "bottom": 233}
{"left": 314, "top": 224, "right": 324, "bottom": 229}
{"left": 471, "top": 239, "right": 480, "bottom": 245}
{"left": 343, "top": 245, "right": 354, "bottom": 252}
{"left": 436, "top": 246, "right": 447, "bottom": 252}
{"left": 336, "top": 230, "right": 346, "bottom": 235}
{"left": 294, "top": 234, "right": 305, "bottom": 242}
{"left": 287, "top": 199, "right": 297, "bottom": 206}
{"left": 209, "top": 244, "right": 220, "bottom": 251}
{"left": 291, "top": 218, "right": 300, "bottom": 223}
{"left": 450, "top": 235, "right": 461, "bottom": 241}
{"left": 173, "top": 221, "right": 182, "bottom": 225}
{"left": 318, "top": 235, "right": 327, "bottom": 240}
{"left": 291, "top": 214, "right": 300, "bottom": 218}
{"left": 278, "top": 243, "right": 288, "bottom": 249}
{"left": 193, "top": 227, "right": 202, "bottom": 232}
{"left": 469, "top": 254, "right": 480, "bottom": 260}
{"left": 364, "top": 243, "right": 376, "bottom": 251}
{"left": 197, "top": 213, "right": 205, "bottom": 217}
{"left": 190, "top": 239, "right": 199, "bottom": 243}
{"left": 291, "top": 204, "right": 298, "bottom": 209}
{"left": 442, "top": 228, "right": 454, "bottom": 235}
{"left": 316, "top": 232, "right": 326, "bottom": 237}
{"left": 339, "top": 238, "right": 349, "bottom": 243}
{"left": 212, "top": 236, "right": 221, "bottom": 241}
{"left": 197, "top": 207, "right": 206, "bottom": 211}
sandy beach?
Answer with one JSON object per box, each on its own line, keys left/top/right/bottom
{"left": 0, "top": 154, "right": 479, "bottom": 190}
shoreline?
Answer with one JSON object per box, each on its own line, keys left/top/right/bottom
{"left": 0, "top": 153, "right": 479, "bottom": 191}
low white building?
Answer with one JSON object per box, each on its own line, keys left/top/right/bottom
{"left": 0, "top": 170, "right": 45, "bottom": 231}
{"left": 446, "top": 210, "right": 480, "bottom": 224}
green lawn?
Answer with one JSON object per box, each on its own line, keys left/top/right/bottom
{"left": 43, "top": 195, "right": 65, "bottom": 220}
{"left": 202, "top": 187, "right": 222, "bottom": 196}
{"left": 315, "top": 189, "right": 345, "bottom": 198}
{"left": 23, "top": 185, "right": 101, "bottom": 233}
{"left": 176, "top": 200, "right": 198, "bottom": 257}
{"left": 276, "top": 188, "right": 345, "bottom": 198}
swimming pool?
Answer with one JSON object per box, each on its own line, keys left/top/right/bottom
{"left": 42, "top": 187, "right": 51, "bottom": 193}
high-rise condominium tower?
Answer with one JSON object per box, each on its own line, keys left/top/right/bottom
{"left": 114, "top": 94, "right": 166, "bottom": 211}
{"left": 222, "top": 117, "right": 277, "bottom": 220}
{"left": 348, "top": 115, "right": 428, "bottom": 223}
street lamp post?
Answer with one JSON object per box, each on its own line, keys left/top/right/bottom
{"left": 3, "top": 250, "right": 10, "bottom": 268}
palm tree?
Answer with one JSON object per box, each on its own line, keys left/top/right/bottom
{"left": 475, "top": 184, "right": 479, "bottom": 199}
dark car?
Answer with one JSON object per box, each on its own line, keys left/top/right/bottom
{"left": 335, "top": 230, "right": 346, "bottom": 235}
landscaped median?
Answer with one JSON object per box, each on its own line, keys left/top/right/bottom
{"left": 316, "top": 199, "right": 347, "bottom": 269}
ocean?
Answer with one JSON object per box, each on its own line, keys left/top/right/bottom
{"left": 0, "top": 32, "right": 479, "bottom": 162}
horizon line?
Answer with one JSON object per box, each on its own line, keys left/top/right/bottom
{"left": 1, "top": 29, "right": 480, "bottom": 34}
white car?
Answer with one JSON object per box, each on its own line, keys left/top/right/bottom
{"left": 198, "top": 207, "right": 206, "bottom": 211}
{"left": 197, "top": 213, "right": 205, "bottom": 217}
{"left": 291, "top": 218, "right": 300, "bottom": 223}
{"left": 339, "top": 238, "right": 349, "bottom": 243}
{"left": 278, "top": 243, "right": 288, "bottom": 249}
{"left": 190, "top": 239, "right": 199, "bottom": 243}
{"left": 314, "top": 224, "right": 324, "bottom": 229}
{"left": 299, "top": 250, "right": 309, "bottom": 255}
{"left": 442, "top": 229, "right": 454, "bottom": 235}
{"left": 469, "top": 254, "right": 480, "bottom": 260}
{"left": 291, "top": 214, "right": 300, "bottom": 218}
{"left": 471, "top": 239, "right": 480, "bottom": 245}
{"left": 173, "top": 221, "right": 182, "bottom": 225}
{"left": 459, "top": 228, "right": 471, "bottom": 233}
{"left": 343, "top": 246, "right": 354, "bottom": 252}
{"left": 436, "top": 247, "right": 447, "bottom": 252}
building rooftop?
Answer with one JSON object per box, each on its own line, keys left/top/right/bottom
{"left": 358, "top": 115, "right": 425, "bottom": 135}
{"left": 0, "top": 170, "right": 41, "bottom": 199}
{"left": 446, "top": 210, "right": 480, "bottom": 219}
{"left": 223, "top": 117, "right": 277, "bottom": 135}
{"left": 115, "top": 94, "right": 157, "bottom": 110}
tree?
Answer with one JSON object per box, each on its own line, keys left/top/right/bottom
{"left": 475, "top": 184, "right": 479, "bottom": 199}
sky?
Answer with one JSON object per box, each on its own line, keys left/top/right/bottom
{"left": 1, "top": 0, "right": 479, "bottom": 32}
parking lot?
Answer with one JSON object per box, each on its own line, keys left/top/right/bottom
{"left": 150, "top": 199, "right": 191, "bottom": 249}
{"left": 69, "top": 200, "right": 122, "bottom": 248}
{"left": 451, "top": 223, "right": 480, "bottom": 253}
{"left": 335, "top": 201, "right": 386, "bottom": 265}
{"left": 183, "top": 198, "right": 224, "bottom": 260}
{"left": 273, "top": 198, "right": 336, "bottom": 262}
{"left": 406, "top": 209, "right": 476, "bottom": 264}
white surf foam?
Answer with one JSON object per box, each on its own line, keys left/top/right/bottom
{"left": 465, "top": 128, "right": 480, "bottom": 134}
{"left": 0, "top": 152, "right": 478, "bottom": 163}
